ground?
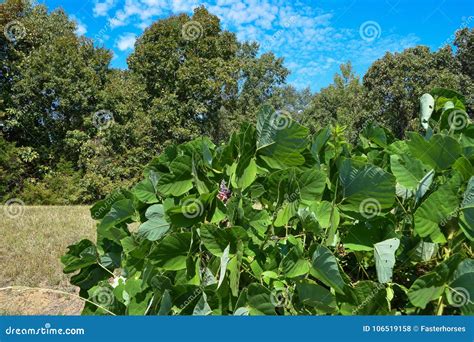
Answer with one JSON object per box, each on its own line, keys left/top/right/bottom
{"left": 0, "top": 206, "right": 96, "bottom": 315}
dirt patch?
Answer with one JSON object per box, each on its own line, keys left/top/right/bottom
{"left": 0, "top": 288, "right": 83, "bottom": 315}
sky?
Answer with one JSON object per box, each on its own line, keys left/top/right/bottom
{"left": 38, "top": 0, "right": 473, "bottom": 91}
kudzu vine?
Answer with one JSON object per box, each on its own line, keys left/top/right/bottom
{"left": 62, "top": 88, "right": 474, "bottom": 315}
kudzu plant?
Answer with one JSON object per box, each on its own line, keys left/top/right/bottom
{"left": 62, "top": 88, "right": 473, "bottom": 315}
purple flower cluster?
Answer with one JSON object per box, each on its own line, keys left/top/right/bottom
{"left": 217, "top": 180, "right": 232, "bottom": 202}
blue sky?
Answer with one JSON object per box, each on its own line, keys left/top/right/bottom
{"left": 39, "top": 0, "right": 473, "bottom": 91}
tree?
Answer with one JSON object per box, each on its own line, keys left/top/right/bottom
{"left": 454, "top": 27, "right": 474, "bottom": 111}
{"left": 268, "top": 85, "right": 312, "bottom": 117}
{"left": 303, "top": 62, "right": 366, "bottom": 141}
{"left": 362, "top": 45, "right": 472, "bottom": 137}
{"left": 128, "top": 6, "right": 288, "bottom": 145}
{"left": 0, "top": 0, "right": 114, "bottom": 202}
{"left": 1, "top": 1, "right": 112, "bottom": 162}
{"left": 454, "top": 27, "right": 474, "bottom": 80}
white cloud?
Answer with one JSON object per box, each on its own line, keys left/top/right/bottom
{"left": 93, "top": 0, "right": 117, "bottom": 17}
{"left": 102, "top": 0, "right": 420, "bottom": 89}
{"left": 171, "top": 0, "right": 200, "bottom": 13}
{"left": 115, "top": 33, "right": 137, "bottom": 51}
{"left": 71, "top": 15, "right": 87, "bottom": 36}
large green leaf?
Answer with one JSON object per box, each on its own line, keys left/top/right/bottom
{"left": 158, "top": 290, "right": 172, "bottom": 315}
{"left": 339, "top": 159, "right": 396, "bottom": 211}
{"left": 460, "top": 177, "right": 474, "bottom": 241}
{"left": 298, "top": 169, "right": 327, "bottom": 202}
{"left": 228, "top": 241, "right": 243, "bottom": 297}
{"left": 90, "top": 190, "right": 127, "bottom": 220}
{"left": 419, "top": 93, "right": 434, "bottom": 130}
{"left": 97, "top": 199, "right": 135, "bottom": 243}
{"left": 341, "top": 281, "right": 389, "bottom": 315}
{"left": 296, "top": 281, "right": 337, "bottom": 313}
{"left": 156, "top": 155, "right": 194, "bottom": 196}
{"left": 343, "top": 219, "right": 396, "bottom": 251}
{"left": 274, "top": 200, "right": 298, "bottom": 227}
{"left": 408, "top": 254, "right": 463, "bottom": 309}
{"left": 199, "top": 224, "right": 248, "bottom": 256}
{"left": 61, "top": 239, "right": 98, "bottom": 273}
{"left": 280, "top": 246, "right": 310, "bottom": 278}
{"left": 137, "top": 204, "right": 170, "bottom": 241}
{"left": 231, "top": 125, "right": 258, "bottom": 190}
{"left": 150, "top": 233, "right": 193, "bottom": 270}
{"left": 132, "top": 178, "right": 158, "bottom": 204}
{"left": 193, "top": 293, "right": 213, "bottom": 316}
{"left": 256, "top": 105, "right": 308, "bottom": 167}
{"left": 449, "top": 259, "right": 474, "bottom": 315}
{"left": 374, "top": 238, "right": 400, "bottom": 283}
{"left": 218, "top": 244, "right": 230, "bottom": 289}
{"left": 167, "top": 192, "right": 215, "bottom": 228}
{"left": 390, "top": 154, "right": 428, "bottom": 191}
{"left": 247, "top": 283, "right": 276, "bottom": 315}
{"left": 414, "top": 173, "right": 462, "bottom": 241}
{"left": 233, "top": 157, "right": 257, "bottom": 190}
{"left": 310, "top": 245, "right": 345, "bottom": 294}
{"left": 406, "top": 133, "right": 462, "bottom": 171}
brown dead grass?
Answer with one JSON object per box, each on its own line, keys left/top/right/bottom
{"left": 0, "top": 206, "right": 96, "bottom": 315}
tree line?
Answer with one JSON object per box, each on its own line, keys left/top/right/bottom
{"left": 1, "top": 0, "right": 472, "bottom": 204}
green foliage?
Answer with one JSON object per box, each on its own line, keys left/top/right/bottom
{"left": 63, "top": 90, "right": 474, "bottom": 315}
{"left": 362, "top": 45, "right": 473, "bottom": 137}
{"left": 18, "top": 161, "right": 84, "bottom": 205}
{"left": 128, "top": 6, "right": 288, "bottom": 145}
{"left": 0, "top": 136, "right": 25, "bottom": 199}
{"left": 303, "top": 62, "right": 367, "bottom": 142}
{"left": 0, "top": 2, "right": 288, "bottom": 204}
{"left": 304, "top": 35, "right": 474, "bottom": 142}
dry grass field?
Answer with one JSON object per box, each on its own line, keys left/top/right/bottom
{"left": 0, "top": 206, "right": 96, "bottom": 315}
